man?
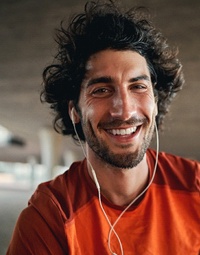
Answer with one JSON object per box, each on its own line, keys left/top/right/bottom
{"left": 7, "top": 1, "right": 200, "bottom": 254}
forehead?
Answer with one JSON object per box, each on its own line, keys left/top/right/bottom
{"left": 84, "top": 49, "right": 150, "bottom": 77}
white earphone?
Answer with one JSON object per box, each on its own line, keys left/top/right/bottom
{"left": 71, "top": 108, "right": 75, "bottom": 124}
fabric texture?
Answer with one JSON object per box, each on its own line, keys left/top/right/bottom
{"left": 7, "top": 149, "right": 200, "bottom": 255}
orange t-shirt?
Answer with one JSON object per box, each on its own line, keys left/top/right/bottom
{"left": 7, "top": 149, "right": 200, "bottom": 255}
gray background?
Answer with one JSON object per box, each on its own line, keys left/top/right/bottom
{"left": 0, "top": 0, "right": 200, "bottom": 253}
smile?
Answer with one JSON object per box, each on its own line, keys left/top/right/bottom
{"left": 107, "top": 126, "right": 137, "bottom": 136}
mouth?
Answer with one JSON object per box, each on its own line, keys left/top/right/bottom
{"left": 106, "top": 126, "right": 139, "bottom": 136}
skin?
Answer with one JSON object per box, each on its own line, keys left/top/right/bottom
{"left": 69, "top": 49, "right": 157, "bottom": 206}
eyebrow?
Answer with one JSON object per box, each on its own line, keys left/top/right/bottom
{"left": 85, "top": 74, "right": 151, "bottom": 88}
{"left": 130, "top": 75, "right": 150, "bottom": 82}
{"left": 86, "top": 76, "right": 112, "bottom": 87}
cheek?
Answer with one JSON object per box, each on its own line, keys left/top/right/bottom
{"left": 139, "top": 95, "right": 157, "bottom": 119}
{"left": 80, "top": 100, "right": 101, "bottom": 125}
{"left": 84, "top": 108, "right": 96, "bottom": 121}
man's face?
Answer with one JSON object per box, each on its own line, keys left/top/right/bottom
{"left": 78, "top": 49, "right": 157, "bottom": 169}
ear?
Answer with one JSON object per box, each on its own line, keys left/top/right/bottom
{"left": 68, "top": 101, "right": 80, "bottom": 124}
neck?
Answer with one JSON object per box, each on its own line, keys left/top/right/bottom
{"left": 86, "top": 148, "right": 149, "bottom": 207}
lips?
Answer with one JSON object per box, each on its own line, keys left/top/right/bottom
{"left": 107, "top": 126, "right": 137, "bottom": 136}
{"left": 99, "top": 118, "right": 146, "bottom": 138}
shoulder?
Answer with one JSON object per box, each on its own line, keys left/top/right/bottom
{"left": 29, "top": 160, "right": 86, "bottom": 216}
{"left": 28, "top": 158, "right": 94, "bottom": 221}
{"left": 147, "top": 149, "right": 200, "bottom": 192}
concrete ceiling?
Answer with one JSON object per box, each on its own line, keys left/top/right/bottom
{"left": 0, "top": 0, "right": 199, "bottom": 164}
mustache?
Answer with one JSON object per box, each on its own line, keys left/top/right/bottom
{"left": 98, "top": 117, "right": 148, "bottom": 129}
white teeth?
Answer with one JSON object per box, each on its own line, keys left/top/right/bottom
{"left": 109, "top": 127, "right": 137, "bottom": 136}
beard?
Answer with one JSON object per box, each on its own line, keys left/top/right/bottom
{"left": 81, "top": 116, "right": 155, "bottom": 169}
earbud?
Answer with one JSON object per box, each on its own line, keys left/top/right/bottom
{"left": 70, "top": 106, "right": 80, "bottom": 125}
{"left": 71, "top": 108, "right": 75, "bottom": 124}
{"left": 71, "top": 107, "right": 79, "bottom": 125}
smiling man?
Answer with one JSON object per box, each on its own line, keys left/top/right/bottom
{"left": 7, "top": 1, "right": 200, "bottom": 255}
{"left": 77, "top": 50, "right": 157, "bottom": 170}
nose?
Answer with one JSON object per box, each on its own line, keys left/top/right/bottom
{"left": 109, "top": 89, "right": 137, "bottom": 120}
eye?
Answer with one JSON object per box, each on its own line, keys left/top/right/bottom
{"left": 91, "top": 87, "right": 113, "bottom": 98}
{"left": 130, "top": 83, "right": 148, "bottom": 93}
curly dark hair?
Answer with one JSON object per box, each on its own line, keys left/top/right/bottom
{"left": 41, "top": 0, "right": 184, "bottom": 141}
